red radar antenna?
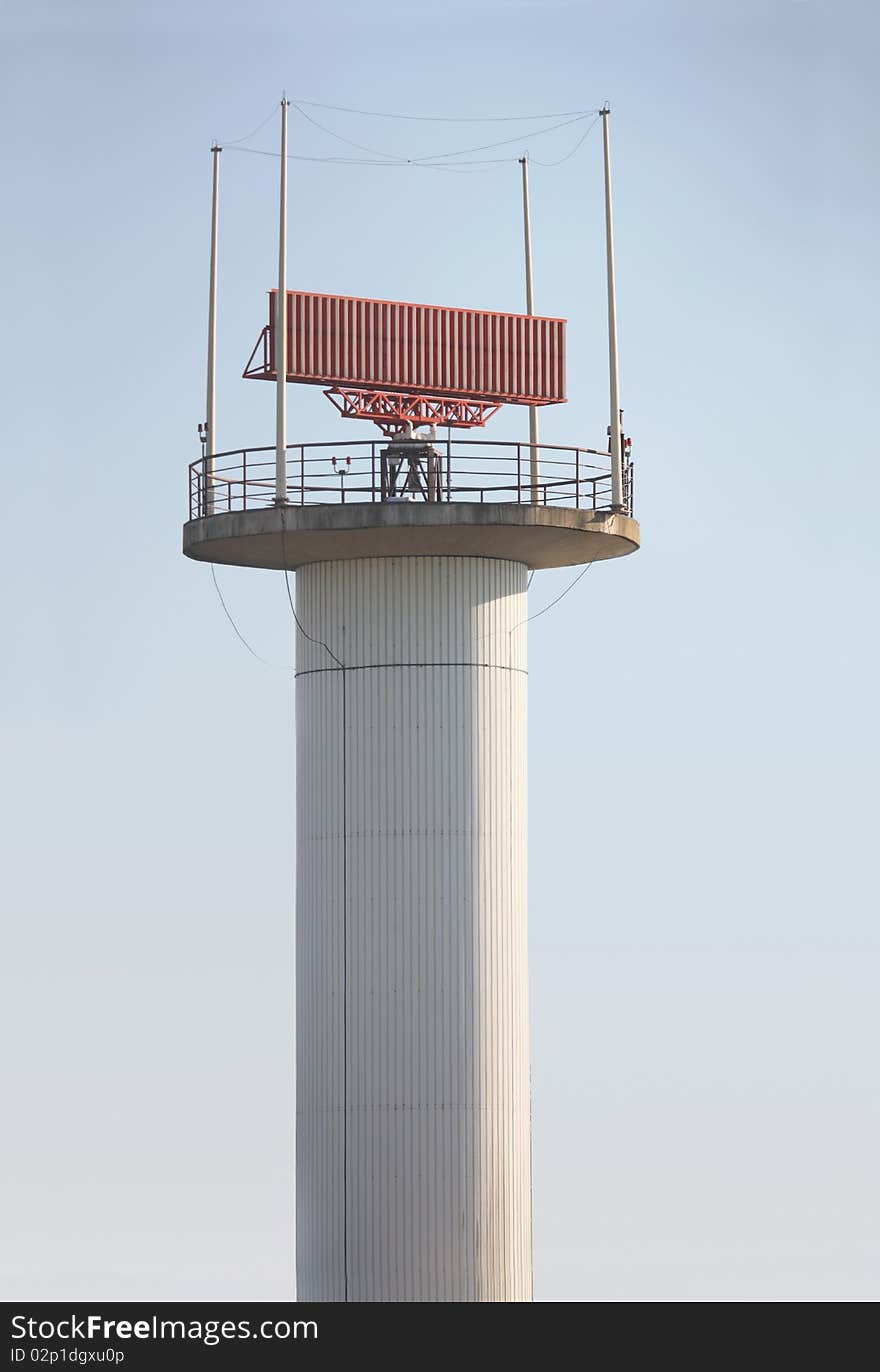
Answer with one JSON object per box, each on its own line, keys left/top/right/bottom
{"left": 242, "top": 289, "right": 567, "bottom": 437}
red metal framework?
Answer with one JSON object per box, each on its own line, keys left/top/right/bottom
{"left": 243, "top": 289, "right": 567, "bottom": 431}
{"left": 323, "top": 387, "right": 501, "bottom": 435}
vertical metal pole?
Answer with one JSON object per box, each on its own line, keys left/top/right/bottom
{"left": 519, "top": 155, "right": 540, "bottom": 504}
{"left": 205, "top": 144, "right": 221, "bottom": 516}
{"left": 275, "top": 99, "right": 289, "bottom": 505}
{"left": 601, "top": 106, "right": 623, "bottom": 511}
{"left": 446, "top": 426, "right": 452, "bottom": 501}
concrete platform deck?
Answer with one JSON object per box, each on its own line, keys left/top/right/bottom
{"left": 182, "top": 501, "right": 640, "bottom": 571}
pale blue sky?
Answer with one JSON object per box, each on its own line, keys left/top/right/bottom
{"left": 1, "top": 0, "right": 877, "bottom": 1301}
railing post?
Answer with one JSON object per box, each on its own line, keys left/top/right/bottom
{"left": 243, "top": 448, "right": 247, "bottom": 511}
{"left": 371, "top": 444, "right": 376, "bottom": 502}
{"left": 300, "top": 445, "right": 305, "bottom": 506}
{"left": 575, "top": 448, "right": 580, "bottom": 509}
{"left": 517, "top": 443, "right": 522, "bottom": 503}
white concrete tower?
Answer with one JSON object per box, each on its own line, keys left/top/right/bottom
{"left": 295, "top": 554, "right": 529, "bottom": 1301}
{"left": 185, "top": 102, "right": 638, "bottom": 1302}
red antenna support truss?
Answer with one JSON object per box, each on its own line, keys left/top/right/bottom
{"left": 323, "top": 387, "right": 501, "bottom": 435}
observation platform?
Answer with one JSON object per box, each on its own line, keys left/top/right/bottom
{"left": 182, "top": 437, "right": 640, "bottom": 572}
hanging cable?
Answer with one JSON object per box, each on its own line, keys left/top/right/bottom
{"left": 405, "top": 113, "right": 590, "bottom": 163}
{"left": 227, "top": 140, "right": 593, "bottom": 171}
{"left": 225, "top": 146, "right": 518, "bottom": 173}
{"left": 290, "top": 97, "right": 595, "bottom": 123}
{"left": 210, "top": 564, "right": 291, "bottom": 669}
{"left": 290, "top": 101, "right": 406, "bottom": 161}
{"left": 246, "top": 108, "right": 595, "bottom": 169}
{"left": 511, "top": 563, "right": 594, "bottom": 634}
{"left": 278, "top": 510, "right": 345, "bottom": 668}
{"left": 219, "top": 96, "right": 601, "bottom": 172}
{"left": 221, "top": 103, "right": 281, "bottom": 146}
{"left": 529, "top": 114, "right": 601, "bottom": 166}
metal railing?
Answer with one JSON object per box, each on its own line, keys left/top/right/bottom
{"left": 189, "top": 438, "right": 634, "bottom": 521}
